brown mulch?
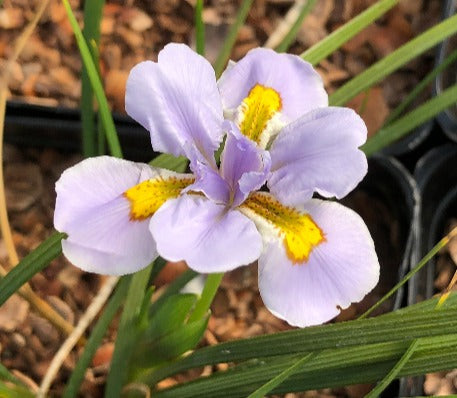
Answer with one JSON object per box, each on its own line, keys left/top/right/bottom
{"left": 1, "top": 0, "right": 442, "bottom": 136}
{"left": 0, "top": 0, "right": 451, "bottom": 396}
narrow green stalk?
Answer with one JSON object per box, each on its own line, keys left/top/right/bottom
{"left": 63, "top": 277, "right": 130, "bottom": 398}
{"left": 275, "top": 0, "right": 316, "bottom": 53}
{"left": 62, "top": 0, "right": 122, "bottom": 158}
{"left": 359, "top": 232, "right": 454, "bottom": 319}
{"left": 329, "top": 13, "right": 457, "bottom": 106}
{"left": 195, "top": 0, "right": 205, "bottom": 56}
{"left": 188, "top": 273, "right": 223, "bottom": 323}
{"left": 0, "top": 232, "right": 66, "bottom": 306}
{"left": 383, "top": 47, "right": 457, "bottom": 126}
{"left": 365, "top": 339, "right": 419, "bottom": 398}
{"left": 104, "top": 265, "right": 153, "bottom": 397}
{"left": 362, "top": 82, "right": 457, "bottom": 156}
{"left": 247, "top": 353, "right": 314, "bottom": 398}
{"left": 213, "top": 0, "right": 254, "bottom": 78}
{"left": 301, "top": 0, "right": 398, "bottom": 65}
{"left": 81, "top": 0, "right": 105, "bottom": 157}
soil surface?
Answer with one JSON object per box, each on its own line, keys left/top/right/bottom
{"left": 0, "top": 0, "right": 454, "bottom": 397}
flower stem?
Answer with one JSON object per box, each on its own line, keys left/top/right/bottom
{"left": 188, "top": 273, "right": 223, "bottom": 323}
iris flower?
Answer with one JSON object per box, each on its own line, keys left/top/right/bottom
{"left": 54, "top": 44, "right": 379, "bottom": 327}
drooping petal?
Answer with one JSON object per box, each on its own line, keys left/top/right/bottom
{"left": 268, "top": 107, "right": 368, "bottom": 205}
{"left": 218, "top": 48, "right": 327, "bottom": 126}
{"left": 54, "top": 156, "right": 193, "bottom": 275}
{"left": 150, "top": 195, "right": 263, "bottom": 273}
{"left": 242, "top": 195, "right": 379, "bottom": 327}
{"left": 125, "top": 43, "right": 223, "bottom": 161}
{"left": 220, "top": 123, "right": 271, "bottom": 206}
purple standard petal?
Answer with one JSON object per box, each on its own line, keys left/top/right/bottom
{"left": 258, "top": 199, "right": 379, "bottom": 327}
{"left": 55, "top": 156, "right": 158, "bottom": 275}
{"left": 150, "top": 195, "right": 262, "bottom": 273}
{"left": 126, "top": 43, "right": 223, "bottom": 160}
{"left": 184, "top": 143, "right": 230, "bottom": 204}
{"left": 220, "top": 122, "right": 271, "bottom": 206}
{"left": 268, "top": 107, "right": 368, "bottom": 205}
{"left": 218, "top": 48, "right": 327, "bottom": 123}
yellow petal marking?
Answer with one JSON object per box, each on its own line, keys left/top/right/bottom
{"left": 239, "top": 84, "right": 282, "bottom": 144}
{"left": 241, "top": 192, "right": 325, "bottom": 264}
{"left": 124, "top": 176, "right": 194, "bottom": 221}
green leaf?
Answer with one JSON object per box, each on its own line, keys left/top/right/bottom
{"left": 274, "top": 0, "right": 316, "bottom": 53}
{"left": 195, "top": 0, "right": 205, "bottom": 56}
{"left": 81, "top": 0, "right": 105, "bottom": 157}
{"left": 362, "top": 83, "right": 457, "bottom": 156}
{"left": 104, "top": 265, "right": 153, "bottom": 397}
{"left": 151, "top": 332, "right": 457, "bottom": 397}
{"left": 188, "top": 272, "right": 223, "bottom": 323}
{"left": 149, "top": 269, "right": 198, "bottom": 317}
{"left": 246, "top": 353, "right": 314, "bottom": 398}
{"left": 63, "top": 276, "right": 130, "bottom": 398}
{"left": 62, "top": 0, "right": 122, "bottom": 158}
{"left": 133, "top": 316, "right": 208, "bottom": 368}
{"left": 0, "top": 232, "right": 65, "bottom": 307}
{"left": 0, "top": 381, "right": 34, "bottom": 398}
{"left": 143, "top": 293, "right": 197, "bottom": 341}
{"left": 329, "top": 13, "right": 457, "bottom": 106}
{"left": 365, "top": 339, "right": 419, "bottom": 398}
{"left": 0, "top": 363, "right": 24, "bottom": 386}
{"left": 213, "top": 0, "right": 254, "bottom": 78}
{"left": 383, "top": 47, "right": 457, "bottom": 126}
{"left": 139, "top": 294, "right": 457, "bottom": 385}
{"left": 150, "top": 154, "right": 188, "bottom": 173}
{"left": 301, "top": 0, "right": 398, "bottom": 65}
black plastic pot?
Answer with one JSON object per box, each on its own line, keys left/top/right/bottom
{"left": 344, "top": 156, "right": 419, "bottom": 398}
{"left": 341, "top": 155, "right": 419, "bottom": 315}
{"left": 435, "top": 0, "right": 457, "bottom": 142}
{"left": 411, "top": 144, "right": 457, "bottom": 302}
{"left": 4, "top": 101, "right": 155, "bottom": 162}
{"left": 402, "top": 144, "right": 457, "bottom": 396}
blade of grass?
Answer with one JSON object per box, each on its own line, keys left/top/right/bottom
{"left": 195, "top": 0, "right": 205, "bottom": 56}
{"left": 149, "top": 269, "right": 198, "bottom": 316}
{"left": 81, "top": 0, "right": 105, "bottom": 157}
{"left": 138, "top": 293, "right": 457, "bottom": 385}
{"left": 329, "top": 13, "right": 457, "bottom": 106}
{"left": 266, "top": 0, "right": 316, "bottom": 52}
{"left": 0, "top": 363, "right": 25, "bottom": 386}
{"left": 383, "top": 47, "right": 457, "bottom": 126}
{"left": 0, "top": 232, "right": 66, "bottom": 307}
{"left": 38, "top": 276, "right": 119, "bottom": 398}
{"left": 150, "top": 153, "right": 188, "bottom": 172}
{"left": 366, "top": 339, "right": 419, "bottom": 398}
{"left": 188, "top": 273, "right": 223, "bottom": 323}
{"left": 359, "top": 225, "right": 457, "bottom": 319}
{"left": 301, "top": 0, "right": 398, "bottom": 65}
{"left": 104, "top": 265, "right": 153, "bottom": 397}
{"left": 362, "top": 82, "right": 457, "bottom": 156}
{"left": 62, "top": 0, "right": 122, "bottom": 158}
{"left": 246, "top": 353, "right": 314, "bottom": 398}
{"left": 152, "top": 333, "right": 457, "bottom": 397}
{"left": 213, "top": 0, "right": 254, "bottom": 78}
{"left": 63, "top": 276, "right": 131, "bottom": 398}
{"left": 0, "top": 381, "right": 35, "bottom": 398}
{"left": 0, "top": 0, "right": 75, "bottom": 339}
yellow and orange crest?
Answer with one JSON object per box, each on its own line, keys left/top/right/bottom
{"left": 124, "top": 176, "right": 194, "bottom": 221}
{"left": 238, "top": 84, "right": 282, "bottom": 146}
{"left": 241, "top": 192, "right": 325, "bottom": 264}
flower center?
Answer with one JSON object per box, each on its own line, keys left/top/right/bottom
{"left": 124, "top": 176, "right": 194, "bottom": 221}
{"left": 238, "top": 84, "right": 282, "bottom": 146}
{"left": 240, "top": 192, "right": 325, "bottom": 263}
